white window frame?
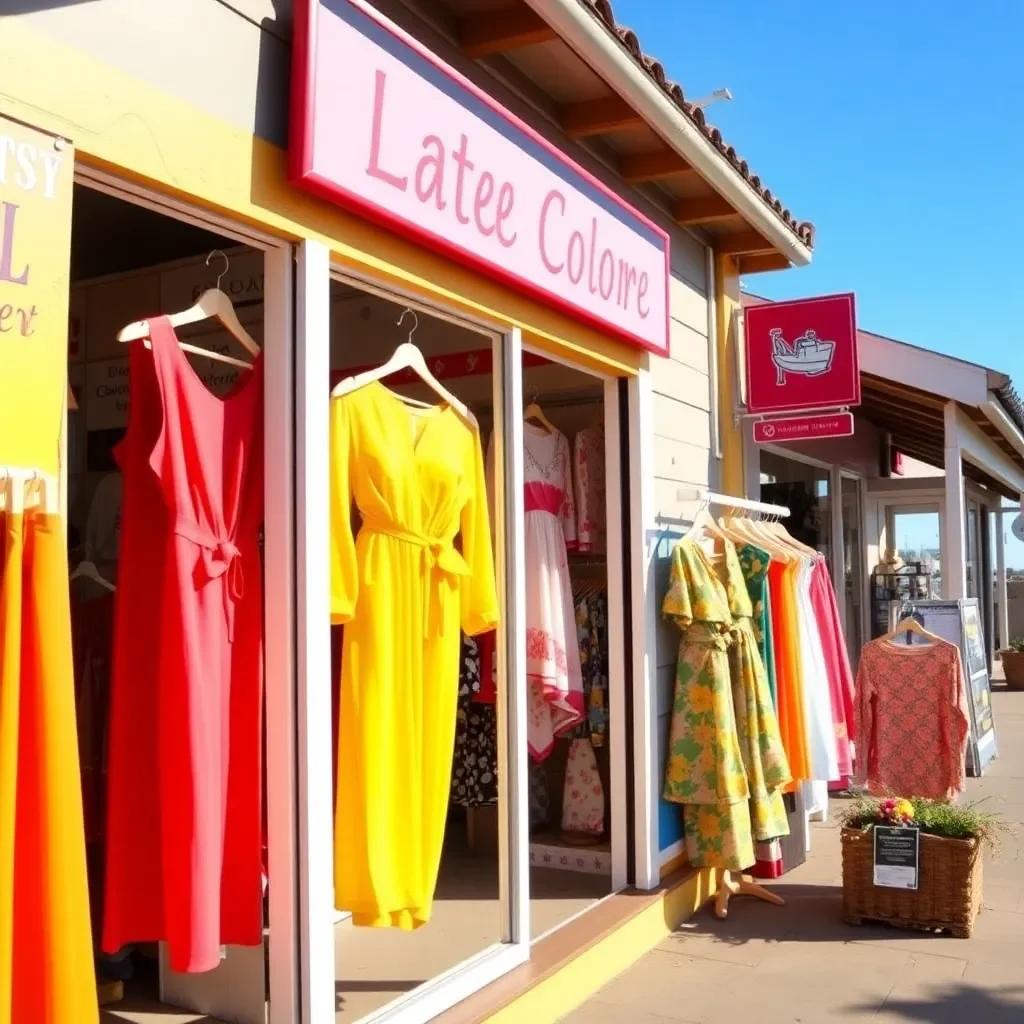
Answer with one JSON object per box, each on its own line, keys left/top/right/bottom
{"left": 71, "top": 166, "right": 300, "bottom": 1024}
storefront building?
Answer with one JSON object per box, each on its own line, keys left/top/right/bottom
{"left": 1, "top": 2, "right": 815, "bottom": 1022}
{"left": 737, "top": 296, "right": 1024, "bottom": 676}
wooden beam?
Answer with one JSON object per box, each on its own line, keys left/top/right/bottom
{"left": 619, "top": 149, "right": 695, "bottom": 184}
{"left": 561, "top": 95, "right": 644, "bottom": 139}
{"left": 458, "top": 7, "right": 557, "bottom": 59}
{"left": 716, "top": 231, "right": 776, "bottom": 256}
{"left": 674, "top": 195, "right": 736, "bottom": 225}
{"left": 736, "top": 252, "right": 790, "bottom": 274}
{"left": 863, "top": 376, "right": 946, "bottom": 408}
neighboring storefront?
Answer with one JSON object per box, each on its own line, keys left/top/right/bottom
{"left": 0, "top": 2, "right": 815, "bottom": 1023}
{"left": 737, "top": 296, "right": 1024, "bottom": 675}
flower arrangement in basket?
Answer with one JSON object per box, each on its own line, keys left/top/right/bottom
{"left": 839, "top": 796, "right": 1006, "bottom": 938}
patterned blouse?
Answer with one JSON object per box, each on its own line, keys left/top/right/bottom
{"left": 855, "top": 638, "right": 970, "bottom": 800}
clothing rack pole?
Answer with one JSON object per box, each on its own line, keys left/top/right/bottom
{"left": 676, "top": 487, "right": 790, "bottom": 520}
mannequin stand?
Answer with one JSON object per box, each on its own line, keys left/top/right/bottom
{"left": 714, "top": 869, "right": 785, "bottom": 919}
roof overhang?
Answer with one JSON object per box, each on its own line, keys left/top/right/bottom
{"left": 859, "top": 334, "right": 1024, "bottom": 500}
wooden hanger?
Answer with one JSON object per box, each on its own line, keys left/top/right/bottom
{"left": 523, "top": 392, "right": 556, "bottom": 434}
{"left": 882, "top": 615, "right": 946, "bottom": 646}
{"left": 331, "top": 309, "right": 477, "bottom": 428}
{"left": 116, "top": 250, "right": 258, "bottom": 368}
{"left": 69, "top": 558, "right": 116, "bottom": 592}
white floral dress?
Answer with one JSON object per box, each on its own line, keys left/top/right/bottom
{"left": 523, "top": 423, "right": 584, "bottom": 760}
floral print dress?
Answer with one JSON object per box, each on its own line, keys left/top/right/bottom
{"left": 662, "top": 538, "right": 791, "bottom": 871}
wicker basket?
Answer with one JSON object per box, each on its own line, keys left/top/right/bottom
{"left": 841, "top": 827, "right": 983, "bottom": 938}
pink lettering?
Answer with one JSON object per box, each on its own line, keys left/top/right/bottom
{"left": 415, "top": 136, "right": 447, "bottom": 211}
{"left": 451, "top": 133, "right": 474, "bottom": 226}
{"left": 567, "top": 231, "right": 585, "bottom": 285}
{"left": 0, "top": 202, "right": 29, "bottom": 286}
{"left": 587, "top": 218, "right": 599, "bottom": 295}
{"left": 0, "top": 304, "right": 12, "bottom": 332}
{"left": 473, "top": 170, "right": 495, "bottom": 236}
{"left": 496, "top": 183, "right": 517, "bottom": 247}
{"left": 637, "top": 272, "right": 650, "bottom": 318}
{"left": 598, "top": 250, "right": 614, "bottom": 301}
{"left": 539, "top": 190, "right": 565, "bottom": 273}
{"left": 366, "top": 71, "right": 409, "bottom": 191}
{"left": 617, "top": 260, "right": 638, "bottom": 309}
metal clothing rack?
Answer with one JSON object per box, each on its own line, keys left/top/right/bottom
{"left": 675, "top": 487, "right": 791, "bottom": 520}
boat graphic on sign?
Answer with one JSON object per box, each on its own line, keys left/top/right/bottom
{"left": 769, "top": 328, "right": 835, "bottom": 386}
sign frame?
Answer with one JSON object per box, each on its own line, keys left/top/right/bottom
{"left": 873, "top": 825, "right": 920, "bottom": 890}
{"left": 289, "top": 0, "right": 671, "bottom": 357}
{"left": 744, "top": 293, "right": 860, "bottom": 416}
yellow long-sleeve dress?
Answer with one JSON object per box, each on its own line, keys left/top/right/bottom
{"left": 331, "top": 381, "right": 499, "bottom": 929}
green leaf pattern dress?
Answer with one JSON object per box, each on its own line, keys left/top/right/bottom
{"left": 662, "top": 538, "right": 791, "bottom": 870}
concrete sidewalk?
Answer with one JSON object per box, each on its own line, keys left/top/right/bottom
{"left": 565, "top": 685, "right": 1024, "bottom": 1024}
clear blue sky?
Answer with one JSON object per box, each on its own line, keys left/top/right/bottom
{"left": 613, "top": 0, "right": 1024, "bottom": 563}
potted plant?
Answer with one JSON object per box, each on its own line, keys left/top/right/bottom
{"left": 839, "top": 796, "right": 1005, "bottom": 938}
{"left": 999, "top": 637, "right": 1024, "bottom": 690}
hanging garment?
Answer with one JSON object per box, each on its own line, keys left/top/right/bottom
{"left": 103, "top": 317, "right": 265, "bottom": 973}
{"left": 855, "top": 638, "right": 969, "bottom": 799}
{"left": 331, "top": 382, "right": 498, "bottom": 929}
{"left": 734, "top": 543, "right": 784, "bottom": 875}
{"left": 795, "top": 559, "right": 840, "bottom": 782}
{"left": 561, "top": 739, "right": 605, "bottom": 838}
{"left": 735, "top": 544, "right": 776, "bottom": 708}
{"left": 560, "top": 591, "right": 608, "bottom": 836}
{"left": 520, "top": 423, "right": 584, "bottom": 760}
{"left": 808, "top": 559, "right": 856, "bottom": 777}
{"left": 0, "top": 505, "right": 98, "bottom": 1024}
{"left": 662, "top": 538, "right": 790, "bottom": 872}
{"left": 472, "top": 628, "right": 497, "bottom": 704}
{"left": 573, "top": 423, "right": 605, "bottom": 554}
{"left": 70, "top": 585, "right": 115, "bottom": 845}
{"left": 451, "top": 634, "right": 498, "bottom": 808}
{"left": 767, "top": 559, "right": 810, "bottom": 785}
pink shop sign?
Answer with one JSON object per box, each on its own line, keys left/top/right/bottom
{"left": 289, "top": 0, "right": 671, "bottom": 356}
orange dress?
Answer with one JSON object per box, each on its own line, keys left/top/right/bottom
{"left": 0, "top": 498, "right": 97, "bottom": 1024}
{"left": 768, "top": 559, "right": 810, "bottom": 790}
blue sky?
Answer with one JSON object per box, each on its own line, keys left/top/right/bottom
{"left": 612, "top": 1, "right": 1024, "bottom": 564}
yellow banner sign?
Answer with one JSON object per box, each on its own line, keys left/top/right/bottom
{"left": 0, "top": 116, "right": 73, "bottom": 477}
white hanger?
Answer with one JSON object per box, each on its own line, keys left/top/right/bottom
{"left": 70, "top": 558, "right": 116, "bottom": 592}
{"left": 331, "top": 309, "right": 477, "bottom": 427}
{"left": 523, "top": 391, "right": 556, "bottom": 434}
{"left": 116, "top": 250, "right": 259, "bottom": 368}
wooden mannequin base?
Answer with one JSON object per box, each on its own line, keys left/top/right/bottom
{"left": 714, "top": 868, "right": 785, "bottom": 919}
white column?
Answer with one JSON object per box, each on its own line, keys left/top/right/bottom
{"left": 629, "top": 369, "right": 659, "bottom": 890}
{"left": 295, "top": 240, "right": 336, "bottom": 1024}
{"left": 997, "top": 509, "right": 1009, "bottom": 651}
{"left": 942, "top": 402, "right": 968, "bottom": 600}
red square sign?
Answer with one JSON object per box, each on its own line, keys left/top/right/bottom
{"left": 744, "top": 293, "right": 859, "bottom": 415}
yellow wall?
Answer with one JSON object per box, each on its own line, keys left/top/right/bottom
{"left": 715, "top": 252, "right": 745, "bottom": 494}
{"left": 0, "top": 19, "right": 644, "bottom": 378}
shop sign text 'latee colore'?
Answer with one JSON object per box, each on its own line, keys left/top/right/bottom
{"left": 289, "top": 0, "right": 671, "bottom": 356}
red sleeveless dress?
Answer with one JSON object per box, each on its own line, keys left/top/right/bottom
{"left": 102, "top": 317, "right": 264, "bottom": 973}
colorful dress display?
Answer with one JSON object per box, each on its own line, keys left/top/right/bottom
{"left": 104, "top": 317, "right": 265, "bottom": 973}
{"left": 521, "top": 423, "right": 584, "bottom": 760}
{"left": 0, "top": 499, "right": 98, "bottom": 1024}
{"left": 855, "top": 638, "right": 969, "bottom": 800}
{"left": 662, "top": 538, "right": 790, "bottom": 871}
{"left": 331, "top": 382, "right": 498, "bottom": 929}
{"left": 736, "top": 544, "right": 776, "bottom": 707}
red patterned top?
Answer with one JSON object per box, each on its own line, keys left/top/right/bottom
{"left": 854, "top": 639, "right": 969, "bottom": 800}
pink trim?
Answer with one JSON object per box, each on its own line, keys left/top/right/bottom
{"left": 289, "top": 0, "right": 671, "bottom": 357}
{"left": 524, "top": 481, "right": 563, "bottom": 516}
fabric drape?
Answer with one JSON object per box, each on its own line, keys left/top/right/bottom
{"left": 0, "top": 507, "right": 97, "bottom": 1024}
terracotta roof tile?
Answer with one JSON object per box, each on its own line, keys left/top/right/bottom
{"left": 578, "top": 0, "right": 815, "bottom": 249}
